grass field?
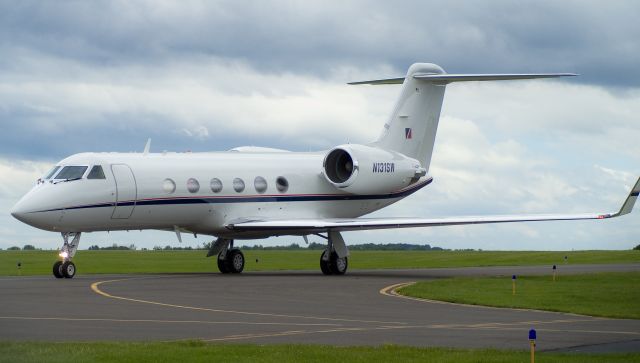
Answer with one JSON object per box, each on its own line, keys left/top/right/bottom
{"left": 1, "top": 342, "right": 638, "bottom": 363}
{"left": 398, "top": 272, "right": 640, "bottom": 319}
{"left": 1, "top": 249, "right": 639, "bottom": 276}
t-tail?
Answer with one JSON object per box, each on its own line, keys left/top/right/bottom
{"left": 350, "top": 63, "right": 577, "bottom": 172}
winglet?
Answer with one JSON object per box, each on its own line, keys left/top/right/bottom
{"left": 613, "top": 176, "right": 640, "bottom": 217}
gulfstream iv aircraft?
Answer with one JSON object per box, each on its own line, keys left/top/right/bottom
{"left": 11, "top": 63, "right": 640, "bottom": 278}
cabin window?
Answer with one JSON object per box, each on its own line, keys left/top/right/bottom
{"left": 163, "top": 178, "right": 176, "bottom": 194}
{"left": 44, "top": 166, "right": 61, "bottom": 179}
{"left": 210, "top": 178, "right": 223, "bottom": 193}
{"left": 276, "top": 176, "right": 289, "bottom": 193}
{"left": 254, "top": 176, "right": 267, "bottom": 194}
{"left": 87, "top": 165, "right": 106, "bottom": 179}
{"left": 233, "top": 178, "right": 245, "bottom": 193}
{"left": 55, "top": 166, "right": 88, "bottom": 180}
{"left": 187, "top": 178, "right": 200, "bottom": 193}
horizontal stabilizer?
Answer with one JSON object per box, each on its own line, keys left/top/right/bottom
{"left": 228, "top": 177, "right": 639, "bottom": 233}
{"left": 347, "top": 77, "right": 405, "bottom": 85}
{"left": 349, "top": 73, "right": 576, "bottom": 85}
{"left": 414, "top": 73, "right": 577, "bottom": 83}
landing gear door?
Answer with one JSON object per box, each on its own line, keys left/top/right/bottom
{"left": 111, "top": 164, "right": 137, "bottom": 219}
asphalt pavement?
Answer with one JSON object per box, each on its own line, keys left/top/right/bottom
{"left": 1, "top": 263, "right": 638, "bottom": 352}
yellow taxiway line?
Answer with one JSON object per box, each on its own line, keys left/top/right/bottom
{"left": 91, "top": 278, "right": 407, "bottom": 325}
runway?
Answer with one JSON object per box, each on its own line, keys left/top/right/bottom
{"left": 1, "top": 264, "right": 639, "bottom": 352}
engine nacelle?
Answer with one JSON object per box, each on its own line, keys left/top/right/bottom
{"left": 322, "top": 144, "right": 426, "bottom": 194}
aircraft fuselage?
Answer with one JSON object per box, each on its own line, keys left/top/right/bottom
{"left": 12, "top": 150, "right": 428, "bottom": 239}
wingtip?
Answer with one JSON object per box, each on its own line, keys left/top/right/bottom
{"left": 614, "top": 176, "right": 640, "bottom": 217}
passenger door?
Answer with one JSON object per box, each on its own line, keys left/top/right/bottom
{"left": 111, "top": 164, "right": 137, "bottom": 219}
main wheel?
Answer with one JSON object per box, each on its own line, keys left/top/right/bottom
{"left": 61, "top": 261, "right": 76, "bottom": 278}
{"left": 52, "top": 261, "right": 64, "bottom": 278}
{"left": 320, "top": 250, "right": 332, "bottom": 275}
{"left": 225, "top": 249, "right": 245, "bottom": 274}
{"left": 217, "top": 252, "right": 230, "bottom": 274}
{"left": 329, "top": 251, "right": 348, "bottom": 275}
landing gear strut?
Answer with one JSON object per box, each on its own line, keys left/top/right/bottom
{"left": 319, "top": 231, "right": 349, "bottom": 275}
{"left": 207, "top": 238, "right": 245, "bottom": 274}
{"left": 54, "top": 232, "right": 81, "bottom": 279}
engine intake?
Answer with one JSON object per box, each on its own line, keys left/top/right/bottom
{"left": 324, "top": 148, "right": 357, "bottom": 184}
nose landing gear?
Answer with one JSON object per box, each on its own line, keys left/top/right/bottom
{"left": 53, "top": 232, "right": 80, "bottom": 279}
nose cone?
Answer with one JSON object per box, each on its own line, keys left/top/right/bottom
{"left": 10, "top": 187, "right": 57, "bottom": 230}
{"left": 11, "top": 197, "right": 31, "bottom": 224}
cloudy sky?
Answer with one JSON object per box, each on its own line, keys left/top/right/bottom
{"left": 1, "top": 0, "right": 639, "bottom": 250}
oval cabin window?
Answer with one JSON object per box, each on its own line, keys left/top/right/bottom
{"left": 254, "top": 176, "right": 267, "bottom": 194}
{"left": 276, "top": 176, "right": 289, "bottom": 193}
{"left": 163, "top": 178, "right": 176, "bottom": 194}
{"left": 210, "top": 178, "right": 223, "bottom": 193}
{"left": 187, "top": 178, "right": 200, "bottom": 193}
{"left": 233, "top": 178, "right": 245, "bottom": 193}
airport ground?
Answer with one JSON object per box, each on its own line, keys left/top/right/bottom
{"left": 0, "top": 250, "right": 639, "bottom": 362}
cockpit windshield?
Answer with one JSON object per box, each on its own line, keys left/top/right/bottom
{"left": 54, "top": 166, "right": 88, "bottom": 180}
{"left": 43, "top": 166, "right": 61, "bottom": 180}
{"left": 87, "top": 165, "right": 106, "bottom": 179}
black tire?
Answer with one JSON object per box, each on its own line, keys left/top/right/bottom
{"left": 217, "top": 252, "right": 230, "bottom": 274}
{"left": 61, "top": 261, "right": 76, "bottom": 278}
{"left": 320, "top": 250, "right": 332, "bottom": 275}
{"left": 53, "top": 261, "right": 64, "bottom": 278}
{"left": 329, "top": 251, "right": 348, "bottom": 275}
{"left": 225, "top": 249, "right": 245, "bottom": 274}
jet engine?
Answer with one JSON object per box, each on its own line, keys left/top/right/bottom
{"left": 322, "top": 144, "right": 426, "bottom": 194}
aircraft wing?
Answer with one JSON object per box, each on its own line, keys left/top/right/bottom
{"left": 227, "top": 177, "right": 640, "bottom": 233}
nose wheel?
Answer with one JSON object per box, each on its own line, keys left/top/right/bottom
{"left": 52, "top": 260, "right": 76, "bottom": 278}
{"left": 53, "top": 261, "right": 63, "bottom": 278}
{"left": 53, "top": 232, "right": 81, "bottom": 279}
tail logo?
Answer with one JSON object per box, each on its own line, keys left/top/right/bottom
{"left": 405, "top": 128, "right": 412, "bottom": 139}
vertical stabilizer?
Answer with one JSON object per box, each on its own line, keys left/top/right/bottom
{"left": 354, "top": 63, "right": 575, "bottom": 172}
{"left": 371, "top": 63, "right": 447, "bottom": 172}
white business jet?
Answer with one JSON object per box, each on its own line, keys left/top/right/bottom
{"left": 11, "top": 63, "right": 640, "bottom": 278}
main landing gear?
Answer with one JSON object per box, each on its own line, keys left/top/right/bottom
{"left": 207, "top": 238, "right": 245, "bottom": 274}
{"left": 53, "top": 232, "right": 81, "bottom": 279}
{"left": 319, "top": 231, "right": 349, "bottom": 275}
{"left": 205, "top": 232, "right": 349, "bottom": 276}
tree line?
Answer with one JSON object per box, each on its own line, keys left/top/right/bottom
{"left": 4, "top": 243, "right": 640, "bottom": 251}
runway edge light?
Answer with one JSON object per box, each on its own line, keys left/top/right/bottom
{"left": 529, "top": 328, "right": 537, "bottom": 363}
{"left": 512, "top": 275, "right": 517, "bottom": 295}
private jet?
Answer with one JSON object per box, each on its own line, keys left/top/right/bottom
{"left": 11, "top": 63, "right": 640, "bottom": 278}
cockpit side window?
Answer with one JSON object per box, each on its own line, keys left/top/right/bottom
{"left": 44, "top": 166, "right": 61, "bottom": 180}
{"left": 87, "top": 165, "right": 106, "bottom": 179}
{"left": 55, "top": 166, "right": 88, "bottom": 180}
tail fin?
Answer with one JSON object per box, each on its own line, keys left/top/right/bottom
{"left": 354, "top": 63, "right": 576, "bottom": 172}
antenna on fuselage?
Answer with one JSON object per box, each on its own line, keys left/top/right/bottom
{"left": 143, "top": 138, "right": 151, "bottom": 155}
